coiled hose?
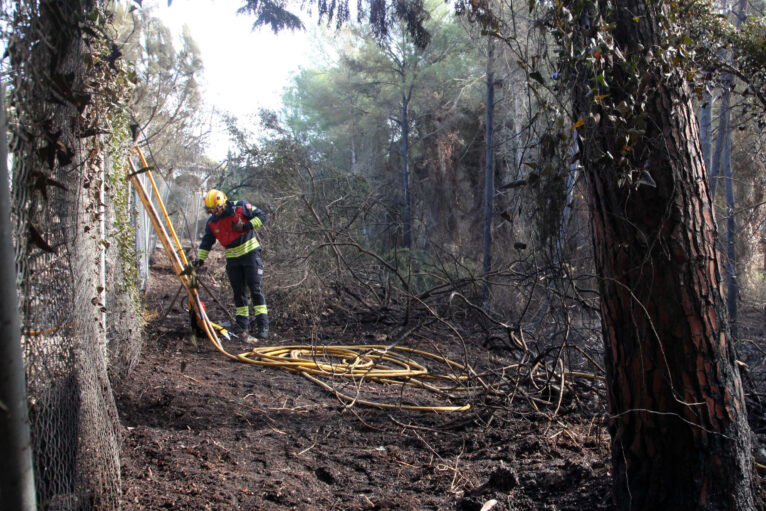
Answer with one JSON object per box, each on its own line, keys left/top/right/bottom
{"left": 212, "top": 339, "right": 473, "bottom": 412}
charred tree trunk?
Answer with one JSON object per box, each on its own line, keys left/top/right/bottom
{"left": 565, "top": 0, "right": 755, "bottom": 509}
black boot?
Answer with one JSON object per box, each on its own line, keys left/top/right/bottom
{"left": 255, "top": 315, "right": 269, "bottom": 339}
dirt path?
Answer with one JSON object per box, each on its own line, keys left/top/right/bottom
{"left": 115, "top": 252, "right": 614, "bottom": 510}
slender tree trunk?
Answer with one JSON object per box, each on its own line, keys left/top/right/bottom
{"left": 351, "top": 134, "right": 358, "bottom": 173}
{"left": 723, "top": 134, "right": 738, "bottom": 337}
{"left": 555, "top": 132, "right": 580, "bottom": 268}
{"left": 699, "top": 89, "right": 713, "bottom": 173}
{"left": 482, "top": 37, "right": 495, "bottom": 308}
{"left": 711, "top": 0, "right": 745, "bottom": 336}
{"left": 709, "top": 80, "right": 731, "bottom": 200}
{"left": 513, "top": 80, "right": 523, "bottom": 172}
{"left": 400, "top": 90, "right": 411, "bottom": 249}
{"left": 566, "top": 0, "right": 755, "bottom": 509}
{"left": 0, "top": 83, "right": 38, "bottom": 511}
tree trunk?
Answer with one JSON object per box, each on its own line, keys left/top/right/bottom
{"left": 400, "top": 89, "right": 412, "bottom": 249}
{"left": 567, "top": 1, "right": 755, "bottom": 509}
{"left": 710, "top": 0, "right": 745, "bottom": 337}
{"left": 482, "top": 36, "right": 495, "bottom": 308}
{"left": 554, "top": 132, "right": 580, "bottom": 269}
{"left": 708, "top": 86, "right": 730, "bottom": 200}
{"left": 699, "top": 89, "right": 713, "bottom": 174}
{"left": 0, "top": 83, "right": 38, "bottom": 511}
{"left": 9, "top": 1, "right": 122, "bottom": 507}
{"left": 723, "top": 134, "right": 738, "bottom": 338}
{"left": 512, "top": 79, "right": 523, "bottom": 173}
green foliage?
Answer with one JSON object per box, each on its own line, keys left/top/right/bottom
{"left": 542, "top": 0, "right": 766, "bottom": 169}
{"left": 283, "top": 3, "right": 485, "bottom": 250}
{"left": 541, "top": 0, "right": 694, "bottom": 187}
{"left": 683, "top": 3, "right": 766, "bottom": 118}
{"left": 83, "top": 3, "right": 144, "bottom": 321}
{"left": 239, "top": 0, "right": 432, "bottom": 47}
{"left": 113, "top": 6, "right": 209, "bottom": 174}
{"left": 107, "top": 131, "right": 142, "bottom": 315}
{"left": 237, "top": 0, "right": 305, "bottom": 33}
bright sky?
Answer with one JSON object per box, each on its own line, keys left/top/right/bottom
{"left": 146, "top": 0, "right": 319, "bottom": 159}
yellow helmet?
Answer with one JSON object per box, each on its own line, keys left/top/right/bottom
{"left": 204, "top": 189, "right": 227, "bottom": 213}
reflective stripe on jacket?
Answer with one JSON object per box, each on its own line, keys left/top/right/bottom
{"left": 197, "top": 200, "right": 266, "bottom": 261}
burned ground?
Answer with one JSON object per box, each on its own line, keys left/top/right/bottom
{"left": 115, "top": 250, "right": 766, "bottom": 510}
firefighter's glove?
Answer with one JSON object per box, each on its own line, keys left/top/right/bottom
{"left": 232, "top": 220, "right": 251, "bottom": 233}
{"left": 193, "top": 259, "right": 204, "bottom": 269}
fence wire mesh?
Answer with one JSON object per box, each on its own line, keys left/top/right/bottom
{"left": 11, "top": 133, "right": 126, "bottom": 509}
{"left": 5, "top": 2, "right": 142, "bottom": 509}
{"left": 133, "top": 172, "right": 168, "bottom": 294}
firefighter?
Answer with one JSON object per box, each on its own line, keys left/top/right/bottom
{"left": 194, "top": 189, "right": 269, "bottom": 341}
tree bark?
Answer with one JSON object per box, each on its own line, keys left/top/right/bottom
{"left": 553, "top": 133, "right": 580, "bottom": 278}
{"left": 567, "top": 1, "right": 755, "bottom": 509}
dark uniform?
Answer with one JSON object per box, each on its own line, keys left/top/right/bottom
{"left": 197, "top": 200, "right": 269, "bottom": 337}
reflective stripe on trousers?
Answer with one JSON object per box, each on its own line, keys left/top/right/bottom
{"left": 226, "top": 251, "right": 268, "bottom": 326}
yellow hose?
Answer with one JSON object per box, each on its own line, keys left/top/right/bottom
{"left": 234, "top": 344, "right": 473, "bottom": 412}
{"left": 127, "top": 151, "right": 223, "bottom": 351}
{"left": 128, "top": 146, "right": 472, "bottom": 412}
{"left": 135, "top": 146, "right": 189, "bottom": 266}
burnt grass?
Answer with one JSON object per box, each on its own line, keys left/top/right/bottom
{"left": 115, "top": 251, "right": 766, "bottom": 510}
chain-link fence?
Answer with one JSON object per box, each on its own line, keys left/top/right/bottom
{"left": 12, "top": 135, "right": 126, "bottom": 510}
{"left": 133, "top": 171, "right": 168, "bottom": 294}
{"left": 5, "top": 1, "right": 143, "bottom": 509}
